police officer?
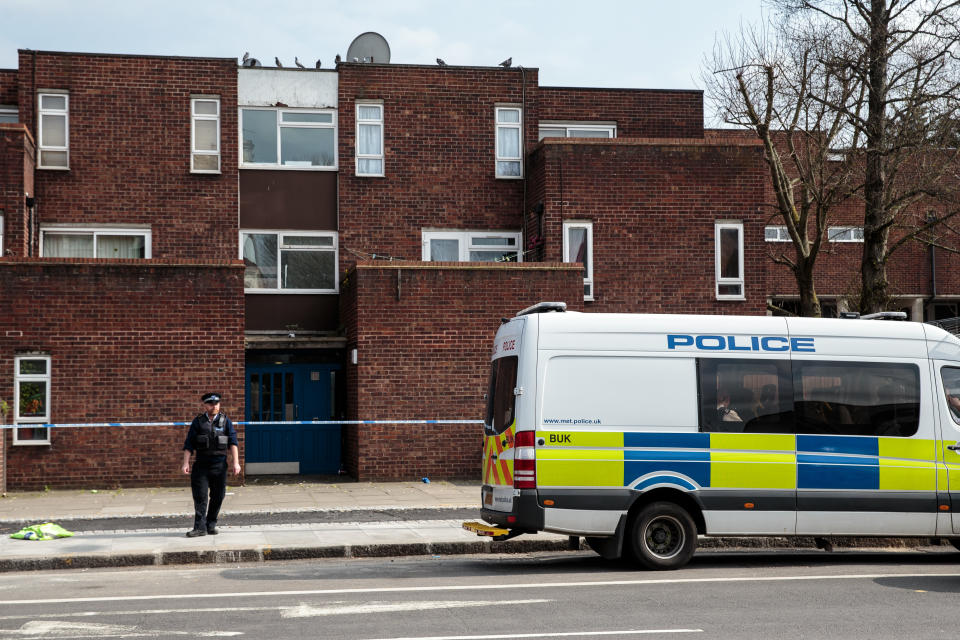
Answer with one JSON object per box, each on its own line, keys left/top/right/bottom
{"left": 181, "top": 393, "right": 240, "bottom": 537}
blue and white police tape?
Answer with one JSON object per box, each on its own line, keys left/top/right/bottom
{"left": 0, "top": 419, "right": 484, "bottom": 430}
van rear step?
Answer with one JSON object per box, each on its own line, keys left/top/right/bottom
{"left": 462, "top": 521, "right": 529, "bottom": 541}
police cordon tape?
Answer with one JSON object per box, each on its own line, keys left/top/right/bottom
{"left": 0, "top": 419, "right": 484, "bottom": 430}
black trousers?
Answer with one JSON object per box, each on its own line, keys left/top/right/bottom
{"left": 190, "top": 455, "right": 227, "bottom": 530}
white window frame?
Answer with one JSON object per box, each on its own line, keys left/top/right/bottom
{"left": 39, "top": 227, "right": 152, "bottom": 258}
{"left": 37, "top": 92, "right": 69, "bottom": 170}
{"left": 828, "top": 226, "right": 865, "bottom": 242}
{"left": 239, "top": 108, "right": 338, "bottom": 170}
{"left": 764, "top": 225, "right": 791, "bottom": 242}
{"left": 421, "top": 230, "right": 523, "bottom": 263}
{"left": 191, "top": 97, "right": 221, "bottom": 174}
{"left": 495, "top": 106, "right": 523, "bottom": 179}
{"left": 715, "top": 221, "right": 745, "bottom": 300}
{"left": 538, "top": 122, "right": 616, "bottom": 140}
{"left": 355, "top": 101, "right": 384, "bottom": 177}
{"left": 0, "top": 213, "right": 4, "bottom": 256}
{"left": 563, "top": 220, "right": 594, "bottom": 301}
{"left": 240, "top": 230, "right": 339, "bottom": 294}
{"left": 13, "top": 355, "right": 51, "bottom": 446}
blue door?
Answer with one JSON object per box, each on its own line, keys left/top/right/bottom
{"left": 245, "top": 364, "right": 340, "bottom": 474}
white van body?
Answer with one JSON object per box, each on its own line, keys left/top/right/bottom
{"left": 479, "top": 305, "right": 960, "bottom": 569}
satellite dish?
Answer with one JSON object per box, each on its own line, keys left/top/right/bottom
{"left": 346, "top": 32, "right": 391, "bottom": 63}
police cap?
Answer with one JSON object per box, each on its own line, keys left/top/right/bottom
{"left": 201, "top": 393, "right": 221, "bottom": 404}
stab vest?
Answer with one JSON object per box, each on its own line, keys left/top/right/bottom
{"left": 194, "top": 413, "right": 228, "bottom": 454}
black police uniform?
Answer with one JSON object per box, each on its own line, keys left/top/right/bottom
{"left": 183, "top": 405, "right": 238, "bottom": 534}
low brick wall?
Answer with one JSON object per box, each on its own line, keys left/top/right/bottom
{"left": 0, "top": 259, "right": 245, "bottom": 490}
{"left": 341, "top": 261, "right": 584, "bottom": 480}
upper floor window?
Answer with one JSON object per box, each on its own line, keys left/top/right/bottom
{"left": 495, "top": 106, "right": 522, "bottom": 178}
{"left": 421, "top": 230, "right": 521, "bottom": 262}
{"left": 40, "top": 227, "right": 151, "bottom": 259}
{"left": 14, "top": 355, "right": 51, "bottom": 446}
{"left": 241, "top": 108, "right": 336, "bottom": 169}
{"left": 0, "top": 105, "right": 17, "bottom": 124}
{"left": 191, "top": 97, "right": 221, "bottom": 173}
{"left": 241, "top": 230, "right": 338, "bottom": 293}
{"left": 563, "top": 220, "right": 594, "bottom": 301}
{"left": 38, "top": 93, "right": 68, "bottom": 169}
{"left": 539, "top": 122, "right": 616, "bottom": 140}
{"left": 356, "top": 102, "right": 384, "bottom": 176}
{"left": 715, "top": 221, "right": 744, "bottom": 300}
{"left": 828, "top": 226, "right": 864, "bottom": 242}
{"left": 764, "top": 225, "right": 791, "bottom": 242}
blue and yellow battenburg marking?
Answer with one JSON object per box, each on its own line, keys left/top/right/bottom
{"left": 535, "top": 430, "right": 939, "bottom": 492}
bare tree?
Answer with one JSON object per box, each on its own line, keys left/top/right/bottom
{"left": 704, "top": 19, "right": 861, "bottom": 316}
{"left": 707, "top": 0, "right": 960, "bottom": 316}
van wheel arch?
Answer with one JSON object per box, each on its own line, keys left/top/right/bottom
{"left": 626, "top": 488, "right": 706, "bottom": 535}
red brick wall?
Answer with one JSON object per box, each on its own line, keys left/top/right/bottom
{"left": 0, "top": 124, "right": 34, "bottom": 259}
{"left": 17, "top": 51, "right": 238, "bottom": 260}
{"left": 0, "top": 259, "right": 245, "bottom": 490}
{"left": 0, "top": 69, "right": 16, "bottom": 105}
{"left": 340, "top": 261, "right": 583, "bottom": 480}
{"left": 337, "top": 64, "right": 540, "bottom": 272}
{"left": 539, "top": 87, "right": 704, "bottom": 138}
{"left": 534, "top": 137, "right": 768, "bottom": 314}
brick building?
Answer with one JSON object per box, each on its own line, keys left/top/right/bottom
{"left": 2, "top": 43, "right": 956, "bottom": 490}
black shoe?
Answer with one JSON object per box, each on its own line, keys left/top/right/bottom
{"left": 206, "top": 527, "right": 219, "bottom": 535}
{"left": 186, "top": 529, "right": 207, "bottom": 538}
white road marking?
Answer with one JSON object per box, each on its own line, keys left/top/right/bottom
{"left": 1, "top": 571, "right": 958, "bottom": 606}
{"left": 358, "top": 631, "right": 702, "bottom": 640}
{"left": 0, "top": 620, "right": 241, "bottom": 638}
{"left": 280, "top": 599, "right": 550, "bottom": 618}
{"left": 0, "top": 600, "right": 549, "bottom": 622}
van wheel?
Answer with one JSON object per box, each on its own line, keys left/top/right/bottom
{"left": 629, "top": 501, "right": 697, "bottom": 570}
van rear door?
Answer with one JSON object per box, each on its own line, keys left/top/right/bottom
{"left": 482, "top": 320, "right": 523, "bottom": 512}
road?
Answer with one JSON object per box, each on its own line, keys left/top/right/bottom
{"left": 0, "top": 548, "right": 958, "bottom": 639}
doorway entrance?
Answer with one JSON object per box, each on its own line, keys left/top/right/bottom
{"left": 244, "top": 363, "right": 340, "bottom": 474}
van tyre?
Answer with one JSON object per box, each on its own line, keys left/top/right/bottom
{"left": 629, "top": 501, "right": 697, "bottom": 570}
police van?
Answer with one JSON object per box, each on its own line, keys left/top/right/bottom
{"left": 463, "top": 302, "right": 960, "bottom": 569}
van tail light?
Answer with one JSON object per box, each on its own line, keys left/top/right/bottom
{"left": 514, "top": 430, "right": 536, "bottom": 489}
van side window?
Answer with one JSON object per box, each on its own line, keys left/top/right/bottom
{"left": 698, "top": 359, "right": 793, "bottom": 433}
{"left": 485, "top": 356, "right": 518, "bottom": 435}
{"left": 793, "top": 361, "right": 919, "bottom": 437}
{"left": 940, "top": 366, "right": 960, "bottom": 425}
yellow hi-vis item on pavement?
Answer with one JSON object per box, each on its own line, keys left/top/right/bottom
{"left": 10, "top": 522, "right": 74, "bottom": 541}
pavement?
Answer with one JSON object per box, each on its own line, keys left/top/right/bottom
{"left": 0, "top": 478, "right": 953, "bottom": 573}
{"left": 0, "top": 478, "right": 576, "bottom": 573}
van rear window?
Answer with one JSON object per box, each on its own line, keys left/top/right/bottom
{"left": 486, "top": 356, "right": 518, "bottom": 435}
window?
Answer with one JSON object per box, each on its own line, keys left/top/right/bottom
{"left": 942, "top": 367, "right": 960, "bottom": 425}
{"left": 793, "top": 360, "right": 919, "bottom": 437}
{"left": 495, "top": 106, "right": 522, "bottom": 178}
{"left": 356, "top": 102, "right": 383, "bottom": 176}
{"left": 697, "top": 357, "right": 920, "bottom": 437}
{"left": 38, "top": 93, "right": 68, "bottom": 169}
{"left": 40, "top": 228, "right": 150, "bottom": 258}
{"left": 241, "top": 231, "right": 338, "bottom": 292}
{"left": 715, "top": 221, "right": 744, "bottom": 299}
{"left": 563, "top": 221, "right": 594, "bottom": 301}
{"left": 14, "top": 356, "right": 51, "bottom": 445}
{"left": 485, "top": 356, "right": 518, "bottom": 435}
{"left": 241, "top": 108, "right": 336, "bottom": 169}
{"left": 0, "top": 105, "right": 17, "bottom": 124}
{"left": 421, "top": 230, "right": 521, "bottom": 262}
{"left": 191, "top": 97, "right": 220, "bottom": 173}
{"left": 828, "top": 226, "right": 864, "bottom": 242}
{"left": 770, "top": 298, "right": 839, "bottom": 318}
{"left": 538, "top": 123, "right": 616, "bottom": 140}
{"left": 764, "top": 226, "right": 791, "bottom": 242}
{"left": 698, "top": 358, "right": 793, "bottom": 434}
